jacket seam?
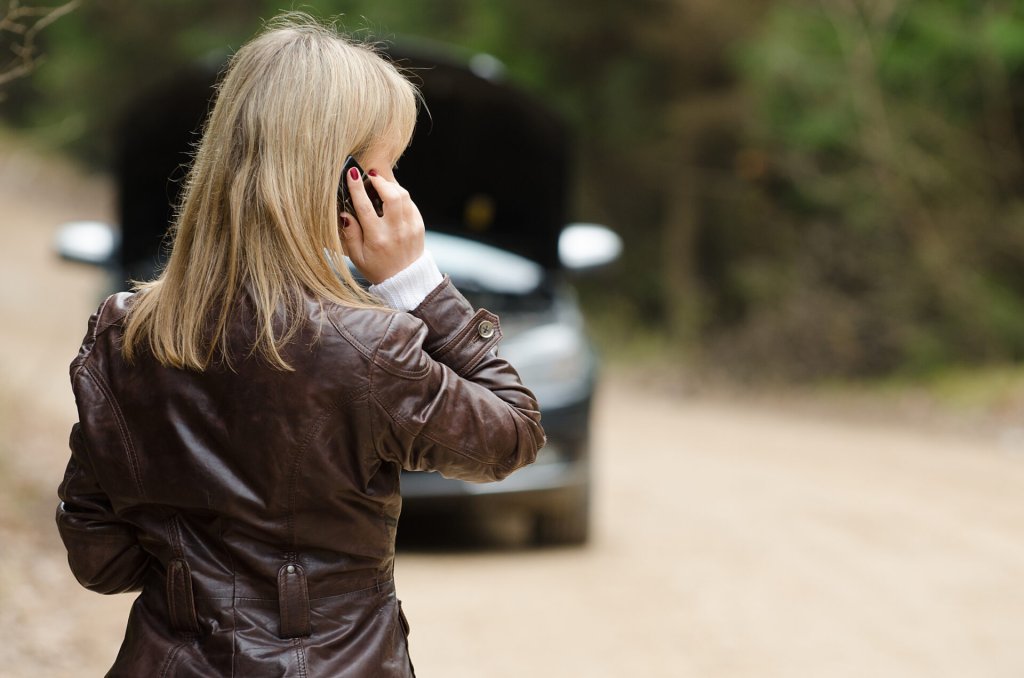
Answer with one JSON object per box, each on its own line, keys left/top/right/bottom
{"left": 216, "top": 525, "right": 239, "bottom": 676}
{"left": 367, "top": 318, "right": 390, "bottom": 469}
{"left": 283, "top": 384, "right": 365, "bottom": 548}
{"left": 286, "top": 409, "right": 337, "bottom": 548}
{"left": 369, "top": 390, "right": 514, "bottom": 470}
{"left": 366, "top": 319, "right": 398, "bottom": 577}
{"left": 460, "top": 340, "right": 498, "bottom": 376}
{"left": 293, "top": 637, "right": 308, "bottom": 678}
{"left": 80, "top": 363, "right": 145, "bottom": 498}
{"left": 430, "top": 311, "right": 483, "bottom": 362}
{"left": 366, "top": 377, "right": 382, "bottom": 486}
{"left": 166, "top": 516, "right": 184, "bottom": 556}
{"left": 92, "top": 293, "right": 113, "bottom": 341}
{"left": 372, "top": 350, "right": 433, "bottom": 379}
{"left": 370, "top": 314, "right": 432, "bottom": 379}
{"left": 157, "top": 642, "right": 188, "bottom": 678}
{"left": 326, "top": 311, "right": 383, "bottom": 361}
{"left": 93, "top": 292, "right": 133, "bottom": 339}
{"left": 419, "top": 308, "right": 501, "bottom": 377}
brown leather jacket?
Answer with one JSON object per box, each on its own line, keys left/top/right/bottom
{"left": 56, "top": 278, "right": 544, "bottom": 677}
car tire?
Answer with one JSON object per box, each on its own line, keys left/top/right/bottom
{"left": 533, "top": 494, "right": 590, "bottom": 546}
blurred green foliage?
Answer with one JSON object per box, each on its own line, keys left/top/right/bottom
{"left": 6, "top": 0, "right": 1024, "bottom": 380}
{"left": 731, "top": 1, "right": 1024, "bottom": 377}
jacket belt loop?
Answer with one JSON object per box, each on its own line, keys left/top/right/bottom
{"left": 277, "top": 561, "right": 311, "bottom": 638}
{"left": 166, "top": 557, "right": 200, "bottom": 635}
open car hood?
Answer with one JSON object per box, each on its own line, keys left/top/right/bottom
{"left": 113, "top": 43, "right": 570, "bottom": 279}
{"left": 387, "top": 47, "right": 569, "bottom": 270}
{"left": 424, "top": 230, "right": 544, "bottom": 294}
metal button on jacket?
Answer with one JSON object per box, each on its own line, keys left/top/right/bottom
{"left": 477, "top": 319, "right": 495, "bottom": 339}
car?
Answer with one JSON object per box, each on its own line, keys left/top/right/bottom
{"left": 55, "top": 44, "right": 620, "bottom": 545}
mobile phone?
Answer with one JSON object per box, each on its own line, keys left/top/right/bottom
{"left": 338, "top": 156, "right": 384, "bottom": 219}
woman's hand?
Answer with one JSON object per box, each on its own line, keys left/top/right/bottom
{"left": 339, "top": 167, "right": 425, "bottom": 285}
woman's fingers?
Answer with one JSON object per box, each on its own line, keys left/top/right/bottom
{"left": 342, "top": 167, "right": 424, "bottom": 284}
{"left": 346, "top": 167, "right": 378, "bottom": 228}
{"left": 338, "top": 209, "right": 363, "bottom": 260}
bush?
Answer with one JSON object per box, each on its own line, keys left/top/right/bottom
{"left": 719, "top": 1, "right": 1024, "bottom": 378}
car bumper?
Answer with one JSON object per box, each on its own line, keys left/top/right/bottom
{"left": 399, "top": 443, "right": 589, "bottom": 514}
{"left": 400, "top": 392, "right": 593, "bottom": 512}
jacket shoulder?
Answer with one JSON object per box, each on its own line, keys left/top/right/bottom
{"left": 94, "top": 292, "right": 134, "bottom": 336}
{"left": 323, "top": 303, "right": 405, "bottom": 358}
{"left": 72, "top": 292, "right": 134, "bottom": 373}
{"left": 323, "top": 302, "right": 431, "bottom": 373}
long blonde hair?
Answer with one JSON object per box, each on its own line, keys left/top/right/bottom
{"left": 122, "top": 13, "right": 419, "bottom": 371}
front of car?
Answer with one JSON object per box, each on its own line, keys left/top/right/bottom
{"left": 400, "top": 232, "right": 599, "bottom": 544}
{"left": 56, "top": 43, "right": 620, "bottom": 546}
{"left": 364, "top": 49, "right": 619, "bottom": 544}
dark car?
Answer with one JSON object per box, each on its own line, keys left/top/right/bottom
{"left": 56, "top": 45, "right": 620, "bottom": 545}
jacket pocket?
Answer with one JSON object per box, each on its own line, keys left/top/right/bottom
{"left": 166, "top": 557, "right": 200, "bottom": 635}
{"left": 164, "top": 515, "right": 200, "bottom": 636}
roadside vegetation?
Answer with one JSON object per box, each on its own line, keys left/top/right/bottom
{"left": 4, "top": 0, "right": 1024, "bottom": 386}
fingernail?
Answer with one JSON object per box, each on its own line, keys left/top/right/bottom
{"left": 368, "top": 169, "right": 378, "bottom": 177}
{"left": 340, "top": 216, "right": 350, "bottom": 228}
{"left": 349, "top": 167, "right": 359, "bottom": 181}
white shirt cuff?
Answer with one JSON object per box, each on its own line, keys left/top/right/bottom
{"left": 368, "top": 250, "right": 444, "bottom": 311}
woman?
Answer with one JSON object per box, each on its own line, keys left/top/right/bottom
{"left": 55, "top": 14, "right": 544, "bottom": 677}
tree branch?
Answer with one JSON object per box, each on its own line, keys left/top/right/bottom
{"left": 0, "top": 0, "right": 78, "bottom": 92}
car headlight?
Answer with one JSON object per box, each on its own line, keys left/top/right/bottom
{"left": 499, "top": 323, "right": 593, "bottom": 408}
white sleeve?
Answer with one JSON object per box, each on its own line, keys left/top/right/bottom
{"left": 368, "top": 250, "right": 444, "bottom": 311}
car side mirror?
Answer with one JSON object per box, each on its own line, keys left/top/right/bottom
{"left": 558, "top": 223, "right": 622, "bottom": 272}
{"left": 55, "top": 221, "right": 120, "bottom": 268}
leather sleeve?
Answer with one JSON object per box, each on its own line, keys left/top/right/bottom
{"left": 369, "top": 277, "right": 545, "bottom": 482}
{"left": 55, "top": 422, "right": 152, "bottom": 594}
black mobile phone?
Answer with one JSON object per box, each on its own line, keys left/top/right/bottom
{"left": 338, "top": 156, "right": 384, "bottom": 218}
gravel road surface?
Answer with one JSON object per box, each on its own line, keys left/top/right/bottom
{"left": 1, "top": 145, "right": 1022, "bottom": 677}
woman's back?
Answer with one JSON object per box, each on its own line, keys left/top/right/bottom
{"left": 61, "top": 281, "right": 542, "bottom": 676}
{"left": 55, "top": 14, "right": 544, "bottom": 676}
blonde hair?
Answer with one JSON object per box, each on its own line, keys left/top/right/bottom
{"left": 121, "top": 13, "right": 419, "bottom": 371}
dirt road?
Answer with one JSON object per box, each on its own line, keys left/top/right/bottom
{"left": 1, "top": 145, "right": 1022, "bottom": 677}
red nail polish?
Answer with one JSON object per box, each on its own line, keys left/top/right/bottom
{"left": 368, "top": 169, "right": 378, "bottom": 177}
{"left": 340, "top": 216, "right": 350, "bottom": 228}
{"left": 349, "top": 167, "right": 359, "bottom": 181}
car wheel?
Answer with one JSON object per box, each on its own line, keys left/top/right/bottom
{"left": 533, "top": 494, "right": 589, "bottom": 546}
